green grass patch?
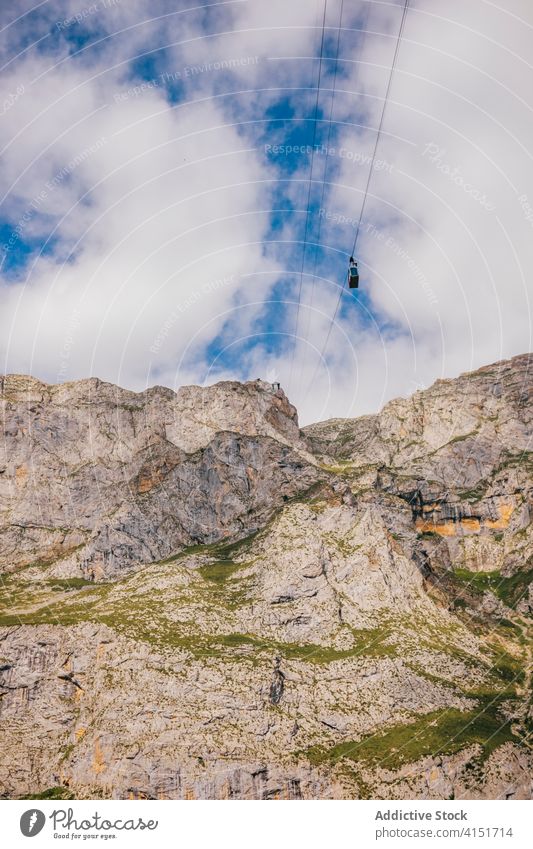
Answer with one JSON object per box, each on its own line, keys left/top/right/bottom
{"left": 0, "top": 576, "right": 398, "bottom": 665}
{"left": 447, "top": 430, "right": 480, "bottom": 446}
{"left": 47, "top": 577, "right": 97, "bottom": 591}
{"left": 159, "top": 528, "right": 262, "bottom": 565}
{"left": 303, "top": 696, "right": 515, "bottom": 771}
{"left": 22, "top": 786, "right": 75, "bottom": 800}
{"left": 494, "top": 451, "right": 533, "bottom": 476}
{"left": 451, "top": 567, "right": 533, "bottom": 609}
{"left": 318, "top": 463, "right": 354, "bottom": 475}
{"left": 196, "top": 558, "right": 254, "bottom": 610}
{"left": 0, "top": 576, "right": 108, "bottom": 627}
{"left": 148, "top": 628, "right": 397, "bottom": 663}
{"left": 197, "top": 559, "right": 243, "bottom": 584}
{"left": 458, "top": 484, "right": 486, "bottom": 502}
{"left": 277, "top": 633, "right": 396, "bottom": 663}
{"left": 489, "top": 649, "right": 524, "bottom": 688}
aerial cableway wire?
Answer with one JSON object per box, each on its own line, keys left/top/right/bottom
{"left": 349, "top": 0, "right": 410, "bottom": 259}
{"left": 288, "top": 0, "right": 328, "bottom": 393}
{"left": 300, "top": 0, "right": 345, "bottom": 354}
{"left": 301, "top": 0, "right": 373, "bottom": 377}
{"left": 303, "top": 0, "right": 410, "bottom": 400}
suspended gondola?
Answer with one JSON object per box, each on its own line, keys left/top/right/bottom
{"left": 292, "top": 0, "right": 410, "bottom": 397}
{"left": 348, "top": 256, "right": 359, "bottom": 289}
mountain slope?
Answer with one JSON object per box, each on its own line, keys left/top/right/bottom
{"left": 0, "top": 376, "right": 317, "bottom": 579}
{"left": 0, "top": 355, "right": 531, "bottom": 800}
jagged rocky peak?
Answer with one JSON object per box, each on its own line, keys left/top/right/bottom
{"left": 304, "top": 352, "right": 532, "bottom": 464}
{"left": 0, "top": 373, "right": 314, "bottom": 579}
{"left": 0, "top": 373, "right": 301, "bottom": 452}
{"left": 305, "top": 353, "right": 532, "bottom": 579}
{"left": 169, "top": 378, "right": 302, "bottom": 452}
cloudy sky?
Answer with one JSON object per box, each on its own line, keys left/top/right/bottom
{"left": 1, "top": 0, "right": 532, "bottom": 424}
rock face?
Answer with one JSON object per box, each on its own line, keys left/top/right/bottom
{"left": 0, "top": 377, "right": 317, "bottom": 579}
{"left": 0, "top": 355, "right": 531, "bottom": 800}
{"left": 305, "top": 354, "right": 532, "bottom": 580}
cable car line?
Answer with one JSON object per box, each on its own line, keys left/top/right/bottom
{"left": 301, "top": 0, "right": 345, "bottom": 347}
{"left": 288, "top": 0, "right": 328, "bottom": 392}
{"left": 303, "top": 0, "right": 410, "bottom": 399}
{"left": 349, "top": 0, "right": 410, "bottom": 260}
{"left": 302, "top": 0, "right": 372, "bottom": 375}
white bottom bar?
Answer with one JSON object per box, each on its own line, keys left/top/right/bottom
{"left": 2, "top": 799, "right": 531, "bottom": 849}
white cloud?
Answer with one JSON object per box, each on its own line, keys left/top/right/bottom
{"left": 0, "top": 0, "right": 531, "bottom": 425}
{"left": 289, "top": 0, "right": 533, "bottom": 422}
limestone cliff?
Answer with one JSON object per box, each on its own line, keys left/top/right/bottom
{"left": 0, "top": 355, "right": 531, "bottom": 800}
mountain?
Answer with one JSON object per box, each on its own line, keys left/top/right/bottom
{"left": 0, "top": 355, "right": 531, "bottom": 800}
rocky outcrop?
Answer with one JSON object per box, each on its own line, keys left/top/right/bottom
{"left": 0, "top": 355, "right": 531, "bottom": 799}
{"left": 0, "top": 376, "right": 318, "bottom": 578}
{"left": 305, "top": 354, "right": 532, "bottom": 578}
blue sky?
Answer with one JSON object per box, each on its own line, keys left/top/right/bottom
{"left": 1, "top": 0, "right": 532, "bottom": 423}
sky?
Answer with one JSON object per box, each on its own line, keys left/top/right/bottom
{"left": 0, "top": 0, "right": 532, "bottom": 424}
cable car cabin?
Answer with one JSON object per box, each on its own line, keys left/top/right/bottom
{"left": 349, "top": 257, "right": 359, "bottom": 289}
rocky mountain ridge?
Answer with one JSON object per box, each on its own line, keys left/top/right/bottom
{"left": 0, "top": 375, "right": 316, "bottom": 580}
{"left": 0, "top": 355, "right": 531, "bottom": 800}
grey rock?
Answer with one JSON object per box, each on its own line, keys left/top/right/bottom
{"left": 0, "top": 354, "right": 531, "bottom": 799}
